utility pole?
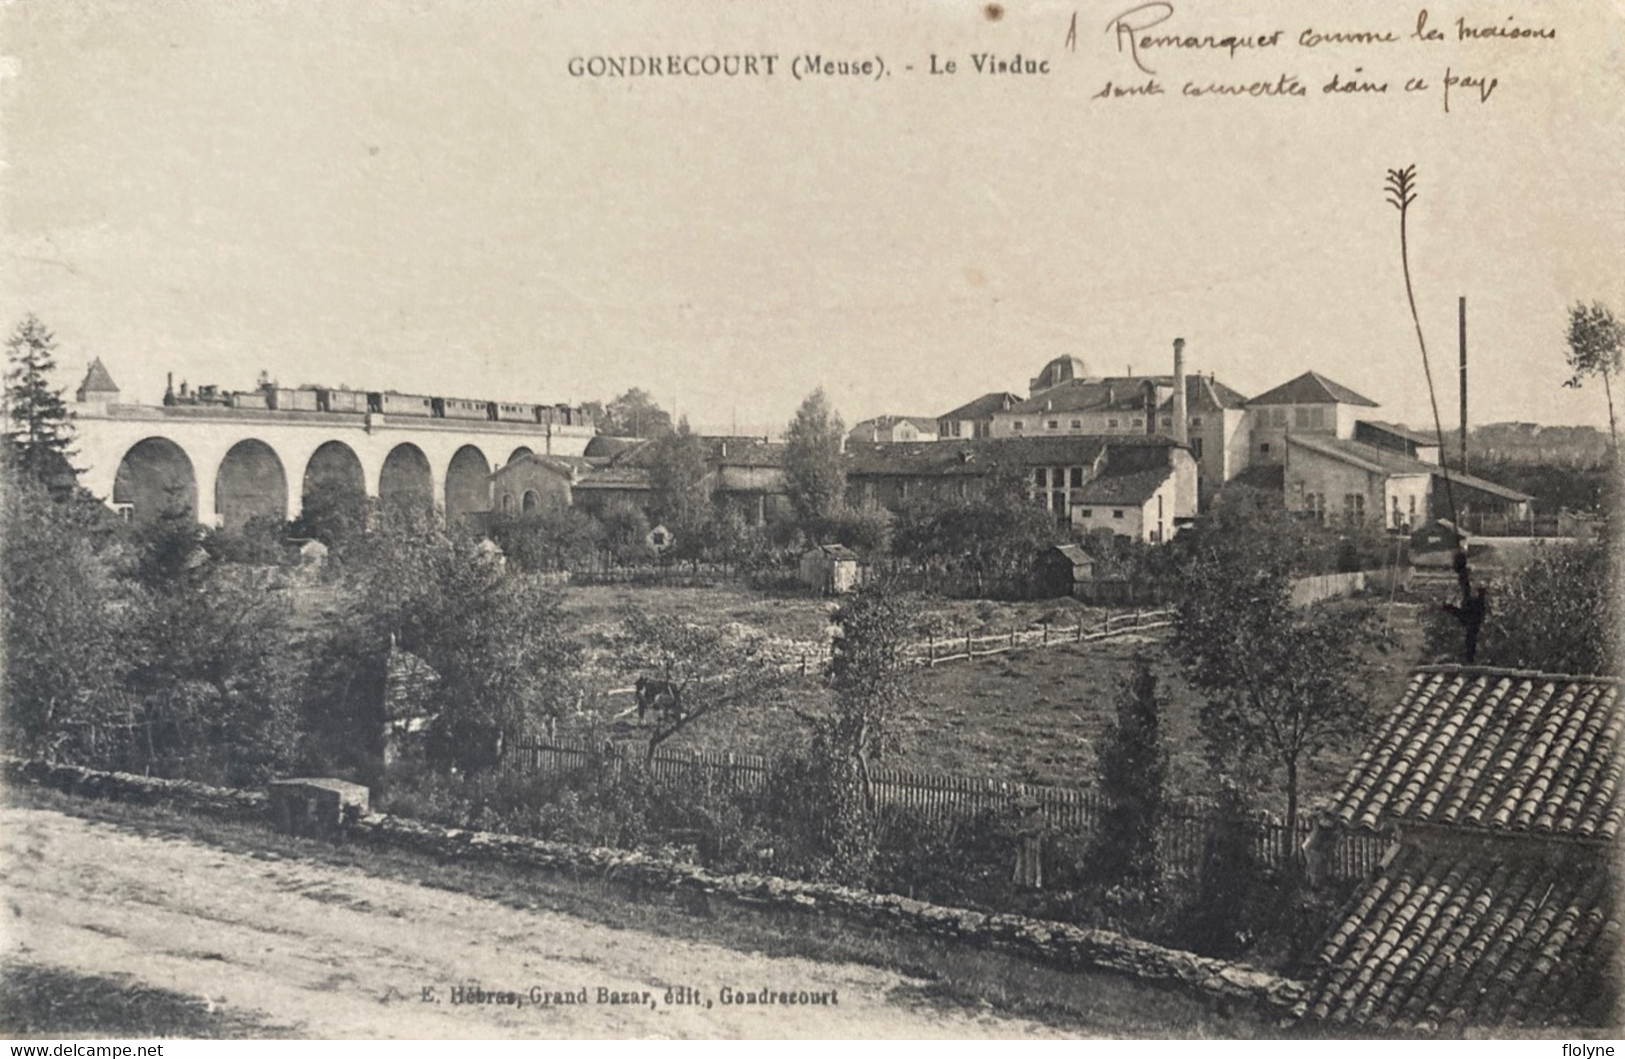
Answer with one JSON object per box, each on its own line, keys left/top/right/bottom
{"left": 1459, "top": 295, "right": 1469, "bottom": 475}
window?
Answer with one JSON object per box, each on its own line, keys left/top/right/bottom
{"left": 1013, "top": 420, "right": 1024, "bottom": 432}
{"left": 1070, "top": 467, "right": 1084, "bottom": 488}
{"left": 1344, "top": 493, "right": 1365, "bottom": 524}
{"left": 1260, "top": 442, "right": 1271, "bottom": 454}
{"left": 522, "top": 489, "right": 540, "bottom": 515}
{"left": 500, "top": 492, "right": 515, "bottom": 514}
{"left": 1107, "top": 418, "right": 1119, "bottom": 429}
{"left": 1295, "top": 407, "right": 1313, "bottom": 429}
{"left": 1070, "top": 419, "right": 1082, "bottom": 430}
{"left": 1190, "top": 437, "right": 1204, "bottom": 460}
{"left": 1161, "top": 416, "right": 1172, "bottom": 428}
{"left": 1047, "top": 419, "right": 1059, "bottom": 430}
{"left": 1080, "top": 508, "right": 1094, "bottom": 518}
{"left": 974, "top": 421, "right": 990, "bottom": 439}
{"left": 1131, "top": 417, "right": 1144, "bottom": 428}
{"left": 1392, "top": 495, "right": 1402, "bottom": 528}
{"left": 1035, "top": 468, "right": 1048, "bottom": 488}
{"left": 1271, "top": 408, "right": 1288, "bottom": 428}
{"left": 1190, "top": 416, "right": 1204, "bottom": 428}
{"left": 1409, "top": 494, "right": 1418, "bottom": 520}
{"left": 1112, "top": 509, "right": 1125, "bottom": 519}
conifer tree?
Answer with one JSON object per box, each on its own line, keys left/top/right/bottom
{"left": 3, "top": 314, "right": 77, "bottom": 486}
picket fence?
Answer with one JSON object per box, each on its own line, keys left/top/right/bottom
{"left": 771, "top": 608, "right": 1176, "bottom": 678}
{"left": 503, "top": 735, "right": 1385, "bottom": 882}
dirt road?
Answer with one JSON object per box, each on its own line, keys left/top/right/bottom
{"left": 1, "top": 805, "right": 1067, "bottom": 1038}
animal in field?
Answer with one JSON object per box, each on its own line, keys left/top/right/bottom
{"left": 635, "top": 676, "right": 684, "bottom": 724}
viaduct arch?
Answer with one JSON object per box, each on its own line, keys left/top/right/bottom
{"left": 74, "top": 399, "right": 592, "bottom": 528}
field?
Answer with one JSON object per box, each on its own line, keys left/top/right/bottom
{"left": 554, "top": 581, "right": 1431, "bottom": 816}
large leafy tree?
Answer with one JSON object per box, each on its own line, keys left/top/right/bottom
{"left": 646, "top": 417, "right": 711, "bottom": 526}
{"left": 3, "top": 314, "right": 77, "bottom": 489}
{"left": 345, "top": 513, "right": 585, "bottom": 772}
{"left": 1564, "top": 301, "right": 1623, "bottom": 453}
{"left": 597, "top": 388, "right": 674, "bottom": 439}
{"left": 1167, "top": 488, "right": 1390, "bottom": 838}
{"left": 0, "top": 461, "right": 133, "bottom": 763}
{"left": 784, "top": 388, "right": 847, "bottom": 528}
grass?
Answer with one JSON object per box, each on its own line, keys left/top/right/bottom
{"left": 3, "top": 784, "right": 1280, "bottom": 1038}
{"left": 565, "top": 595, "right": 1431, "bottom": 817}
{"left": 0, "top": 960, "right": 292, "bottom": 1039}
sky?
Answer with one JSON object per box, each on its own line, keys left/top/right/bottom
{"left": 3, "top": 0, "right": 1623, "bottom": 437}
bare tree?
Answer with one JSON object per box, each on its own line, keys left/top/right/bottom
{"left": 1565, "top": 301, "right": 1623, "bottom": 454}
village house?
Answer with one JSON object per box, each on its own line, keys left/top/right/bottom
{"left": 487, "top": 453, "right": 584, "bottom": 516}
{"left": 936, "top": 391, "right": 1019, "bottom": 440}
{"left": 846, "top": 415, "right": 939, "bottom": 444}
{"left": 845, "top": 434, "right": 1197, "bottom": 529}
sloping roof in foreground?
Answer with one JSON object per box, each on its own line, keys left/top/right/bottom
{"left": 1074, "top": 466, "right": 1173, "bottom": 506}
{"left": 1329, "top": 666, "right": 1623, "bottom": 842}
{"left": 1297, "top": 845, "right": 1618, "bottom": 1031}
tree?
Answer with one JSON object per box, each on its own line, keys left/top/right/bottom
{"left": 1167, "top": 490, "right": 1390, "bottom": 840}
{"left": 783, "top": 388, "right": 846, "bottom": 528}
{"left": 1564, "top": 301, "right": 1623, "bottom": 453}
{"left": 614, "top": 610, "right": 787, "bottom": 765}
{"left": 598, "top": 388, "right": 674, "bottom": 439}
{"left": 782, "top": 582, "right": 914, "bottom": 882}
{"left": 646, "top": 417, "right": 711, "bottom": 525}
{"left": 1422, "top": 540, "right": 1615, "bottom": 675}
{"left": 1091, "top": 660, "right": 1168, "bottom": 901}
{"left": 596, "top": 499, "right": 652, "bottom": 567}
{"left": 0, "top": 461, "right": 133, "bottom": 763}
{"left": 346, "top": 515, "right": 584, "bottom": 772}
{"left": 3, "top": 314, "right": 76, "bottom": 490}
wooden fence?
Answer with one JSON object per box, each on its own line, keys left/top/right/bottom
{"left": 503, "top": 735, "right": 1386, "bottom": 881}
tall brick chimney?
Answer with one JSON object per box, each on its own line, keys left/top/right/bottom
{"left": 1172, "top": 338, "right": 1188, "bottom": 447}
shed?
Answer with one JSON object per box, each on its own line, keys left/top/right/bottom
{"left": 1032, "top": 543, "right": 1094, "bottom": 598}
{"left": 799, "top": 543, "right": 864, "bottom": 595}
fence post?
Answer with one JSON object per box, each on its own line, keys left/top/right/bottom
{"left": 1076, "top": 618, "right": 1083, "bottom": 642}
{"left": 966, "top": 631, "right": 973, "bottom": 659}
{"left": 927, "top": 633, "right": 935, "bottom": 667}
{"left": 800, "top": 651, "right": 807, "bottom": 677}
{"left": 1010, "top": 627, "right": 1017, "bottom": 650}
{"left": 1042, "top": 623, "right": 1048, "bottom": 646}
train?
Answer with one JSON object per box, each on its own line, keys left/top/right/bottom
{"left": 164, "top": 380, "right": 593, "bottom": 427}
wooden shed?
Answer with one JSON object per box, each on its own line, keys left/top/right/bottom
{"left": 1032, "top": 543, "right": 1094, "bottom": 599}
{"left": 799, "top": 543, "right": 864, "bottom": 595}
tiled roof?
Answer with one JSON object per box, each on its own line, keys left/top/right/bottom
{"left": 1075, "top": 466, "right": 1173, "bottom": 506}
{"left": 1442, "top": 470, "right": 1534, "bottom": 504}
{"left": 847, "top": 416, "right": 938, "bottom": 440}
{"left": 1007, "top": 377, "right": 1159, "bottom": 415}
{"left": 574, "top": 466, "right": 652, "bottom": 489}
{"left": 938, "top": 392, "right": 1020, "bottom": 421}
{"left": 844, "top": 436, "right": 1115, "bottom": 477}
{"left": 78, "top": 358, "right": 119, "bottom": 396}
{"left": 1288, "top": 434, "right": 1438, "bottom": 477}
{"left": 1359, "top": 420, "right": 1440, "bottom": 446}
{"left": 583, "top": 434, "right": 646, "bottom": 459}
{"left": 1328, "top": 666, "right": 1623, "bottom": 841}
{"left": 1250, "top": 370, "right": 1379, "bottom": 407}
{"left": 1297, "top": 845, "right": 1618, "bottom": 1031}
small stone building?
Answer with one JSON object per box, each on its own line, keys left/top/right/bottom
{"left": 1032, "top": 543, "right": 1094, "bottom": 599}
{"left": 799, "top": 543, "right": 863, "bottom": 594}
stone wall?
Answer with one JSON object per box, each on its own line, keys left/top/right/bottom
{"left": 5, "top": 759, "right": 1306, "bottom": 1021}
{"left": 4, "top": 759, "right": 268, "bottom": 819}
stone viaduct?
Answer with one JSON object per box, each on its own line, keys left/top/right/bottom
{"left": 70, "top": 366, "right": 594, "bottom": 529}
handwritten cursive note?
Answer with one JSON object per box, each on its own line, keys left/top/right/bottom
{"left": 1087, "top": 2, "right": 1554, "bottom": 113}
